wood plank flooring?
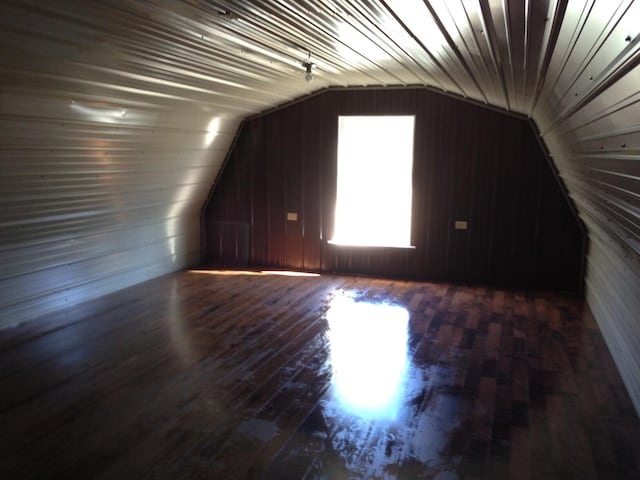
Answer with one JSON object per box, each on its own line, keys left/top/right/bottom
{"left": 1, "top": 269, "right": 639, "bottom": 479}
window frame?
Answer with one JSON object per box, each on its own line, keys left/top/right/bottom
{"left": 329, "top": 114, "right": 416, "bottom": 249}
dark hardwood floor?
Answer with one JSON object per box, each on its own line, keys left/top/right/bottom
{"left": 1, "top": 269, "right": 639, "bottom": 479}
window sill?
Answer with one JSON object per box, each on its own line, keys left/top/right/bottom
{"left": 327, "top": 240, "right": 416, "bottom": 249}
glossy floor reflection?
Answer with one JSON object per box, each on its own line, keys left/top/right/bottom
{"left": 326, "top": 291, "right": 409, "bottom": 420}
{"left": 296, "top": 291, "right": 466, "bottom": 478}
{"left": 1, "top": 271, "right": 640, "bottom": 479}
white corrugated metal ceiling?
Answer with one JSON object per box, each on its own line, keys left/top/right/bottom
{"left": 1, "top": 0, "right": 639, "bottom": 409}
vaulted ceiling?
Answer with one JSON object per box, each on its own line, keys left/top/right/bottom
{"left": 1, "top": 0, "right": 639, "bottom": 407}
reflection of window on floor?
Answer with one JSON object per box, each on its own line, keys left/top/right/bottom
{"left": 326, "top": 292, "right": 409, "bottom": 420}
{"left": 331, "top": 115, "right": 415, "bottom": 248}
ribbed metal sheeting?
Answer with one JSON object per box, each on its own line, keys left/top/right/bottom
{"left": 0, "top": 0, "right": 254, "bottom": 325}
{"left": 533, "top": 1, "right": 640, "bottom": 413}
{"left": 0, "top": 0, "right": 639, "bottom": 411}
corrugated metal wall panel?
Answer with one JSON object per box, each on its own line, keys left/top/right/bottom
{"left": 535, "top": 0, "right": 640, "bottom": 414}
{"left": 0, "top": 0, "right": 250, "bottom": 326}
{"left": 586, "top": 232, "right": 640, "bottom": 412}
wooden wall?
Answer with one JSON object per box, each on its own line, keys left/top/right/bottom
{"left": 203, "top": 89, "right": 585, "bottom": 291}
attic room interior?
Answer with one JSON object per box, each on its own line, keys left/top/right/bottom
{"left": 1, "top": 0, "right": 639, "bottom": 478}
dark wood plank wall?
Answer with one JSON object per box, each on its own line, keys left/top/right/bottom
{"left": 203, "top": 89, "right": 585, "bottom": 291}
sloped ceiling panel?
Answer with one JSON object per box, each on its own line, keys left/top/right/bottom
{"left": 0, "top": 0, "right": 250, "bottom": 324}
{"left": 532, "top": 0, "right": 640, "bottom": 412}
{"left": 0, "top": 0, "right": 639, "bottom": 411}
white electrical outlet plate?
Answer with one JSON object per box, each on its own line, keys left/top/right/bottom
{"left": 287, "top": 212, "right": 298, "bottom": 221}
{"left": 455, "top": 220, "right": 468, "bottom": 230}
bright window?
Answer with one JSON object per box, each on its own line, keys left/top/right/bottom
{"left": 332, "top": 115, "right": 415, "bottom": 248}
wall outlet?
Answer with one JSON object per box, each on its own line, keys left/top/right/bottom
{"left": 287, "top": 212, "right": 298, "bottom": 221}
{"left": 455, "top": 220, "right": 468, "bottom": 230}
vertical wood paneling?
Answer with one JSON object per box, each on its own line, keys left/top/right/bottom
{"left": 251, "top": 122, "right": 269, "bottom": 266}
{"left": 268, "top": 112, "right": 287, "bottom": 267}
{"left": 203, "top": 88, "right": 585, "bottom": 291}
{"left": 282, "top": 103, "right": 304, "bottom": 269}
{"left": 301, "top": 96, "right": 324, "bottom": 271}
